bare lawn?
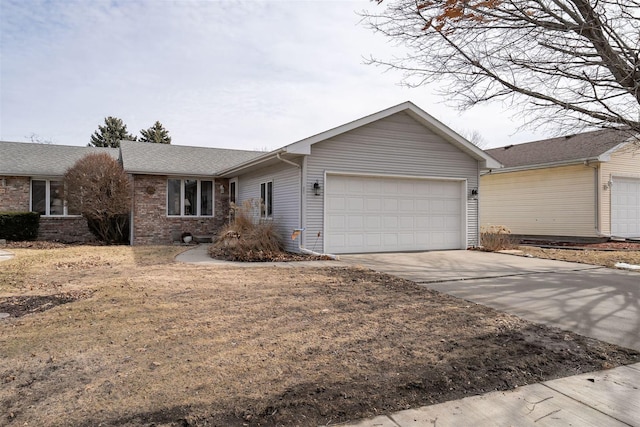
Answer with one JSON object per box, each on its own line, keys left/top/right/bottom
{"left": 1, "top": 245, "right": 638, "bottom": 426}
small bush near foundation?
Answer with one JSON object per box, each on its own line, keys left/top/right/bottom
{"left": 480, "top": 225, "right": 514, "bottom": 251}
{"left": 0, "top": 212, "right": 40, "bottom": 241}
{"left": 209, "top": 199, "right": 284, "bottom": 262}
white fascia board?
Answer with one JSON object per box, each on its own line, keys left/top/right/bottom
{"left": 597, "top": 138, "right": 638, "bottom": 162}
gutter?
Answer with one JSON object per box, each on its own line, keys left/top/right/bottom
{"left": 217, "top": 148, "right": 286, "bottom": 177}
{"left": 486, "top": 157, "right": 602, "bottom": 174}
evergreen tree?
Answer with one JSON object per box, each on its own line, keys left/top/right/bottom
{"left": 89, "top": 117, "right": 136, "bottom": 148}
{"left": 139, "top": 121, "right": 172, "bottom": 144}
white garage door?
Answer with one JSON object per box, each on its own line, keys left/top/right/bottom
{"left": 325, "top": 174, "right": 464, "bottom": 254}
{"left": 612, "top": 177, "right": 640, "bottom": 238}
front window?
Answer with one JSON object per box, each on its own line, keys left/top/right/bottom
{"left": 31, "top": 179, "right": 78, "bottom": 216}
{"left": 167, "top": 178, "right": 213, "bottom": 216}
{"left": 260, "top": 181, "right": 273, "bottom": 218}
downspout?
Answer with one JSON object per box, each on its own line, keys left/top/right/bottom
{"left": 129, "top": 173, "right": 135, "bottom": 246}
{"left": 276, "top": 153, "right": 338, "bottom": 259}
{"left": 585, "top": 161, "right": 610, "bottom": 238}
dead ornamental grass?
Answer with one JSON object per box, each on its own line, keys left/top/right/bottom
{"left": 0, "top": 246, "right": 638, "bottom": 426}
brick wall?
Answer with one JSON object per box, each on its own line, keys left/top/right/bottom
{"left": 38, "top": 217, "right": 96, "bottom": 243}
{"left": 0, "top": 176, "right": 30, "bottom": 211}
{"left": 131, "top": 175, "right": 230, "bottom": 245}
{"left": 0, "top": 175, "right": 96, "bottom": 243}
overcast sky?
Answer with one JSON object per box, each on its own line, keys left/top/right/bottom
{"left": 0, "top": 0, "right": 545, "bottom": 151}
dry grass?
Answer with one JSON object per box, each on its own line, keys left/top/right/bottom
{"left": 209, "top": 200, "right": 284, "bottom": 262}
{"left": 519, "top": 246, "right": 640, "bottom": 270}
{"left": 0, "top": 246, "right": 638, "bottom": 426}
{"left": 480, "top": 225, "right": 514, "bottom": 251}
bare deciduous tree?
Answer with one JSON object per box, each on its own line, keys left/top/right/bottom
{"left": 64, "top": 153, "right": 131, "bottom": 243}
{"left": 363, "top": 0, "right": 640, "bottom": 138}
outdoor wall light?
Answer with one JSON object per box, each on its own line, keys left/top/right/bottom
{"left": 471, "top": 188, "right": 478, "bottom": 196}
{"left": 313, "top": 181, "right": 321, "bottom": 196}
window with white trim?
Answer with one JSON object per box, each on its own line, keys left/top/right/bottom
{"left": 167, "top": 179, "right": 213, "bottom": 216}
{"left": 31, "top": 179, "right": 79, "bottom": 216}
{"left": 260, "top": 180, "right": 273, "bottom": 218}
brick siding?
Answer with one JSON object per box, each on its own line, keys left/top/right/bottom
{"left": 0, "top": 176, "right": 30, "bottom": 211}
{"left": 38, "top": 217, "right": 96, "bottom": 243}
{"left": 131, "top": 175, "right": 229, "bottom": 245}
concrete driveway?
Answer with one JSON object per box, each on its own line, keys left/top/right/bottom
{"left": 340, "top": 251, "right": 640, "bottom": 351}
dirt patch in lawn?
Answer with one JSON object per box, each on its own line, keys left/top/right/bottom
{"left": 0, "top": 246, "right": 638, "bottom": 426}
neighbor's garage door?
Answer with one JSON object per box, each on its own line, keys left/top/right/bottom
{"left": 612, "top": 177, "right": 640, "bottom": 238}
{"left": 325, "top": 174, "right": 464, "bottom": 254}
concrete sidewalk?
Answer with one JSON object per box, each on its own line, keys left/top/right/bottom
{"left": 346, "top": 363, "right": 640, "bottom": 427}
{"left": 0, "top": 249, "right": 14, "bottom": 262}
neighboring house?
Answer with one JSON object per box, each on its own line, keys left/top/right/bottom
{"left": 0, "top": 102, "right": 500, "bottom": 252}
{"left": 481, "top": 129, "right": 640, "bottom": 240}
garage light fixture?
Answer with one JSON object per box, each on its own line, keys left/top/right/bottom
{"left": 313, "top": 181, "right": 321, "bottom": 196}
{"left": 470, "top": 188, "right": 478, "bottom": 199}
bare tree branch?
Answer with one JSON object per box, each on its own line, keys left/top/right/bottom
{"left": 363, "top": 0, "right": 640, "bottom": 136}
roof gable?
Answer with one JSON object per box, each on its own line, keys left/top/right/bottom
{"left": 0, "top": 141, "right": 119, "bottom": 176}
{"left": 119, "top": 141, "right": 263, "bottom": 176}
{"left": 486, "top": 129, "right": 636, "bottom": 169}
{"left": 218, "top": 102, "right": 502, "bottom": 176}
{"left": 283, "top": 101, "right": 500, "bottom": 168}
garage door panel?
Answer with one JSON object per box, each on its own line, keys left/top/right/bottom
{"left": 366, "top": 198, "right": 381, "bottom": 210}
{"left": 382, "top": 216, "right": 398, "bottom": 229}
{"left": 325, "top": 175, "right": 464, "bottom": 253}
{"left": 383, "top": 198, "right": 398, "bottom": 211}
{"left": 399, "top": 199, "right": 414, "bottom": 211}
{"left": 612, "top": 177, "right": 640, "bottom": 238}
{"left": 327, "top": 196, "right": 345, "bottom": 210}
{"left": 399, "top": 216, "right": 414, "bottom": 229}
{"left": 365, "top": 216, "right": 381, "bottom": 229}
{"left": 347, "top": 215, "right": 364, "bottom": 230}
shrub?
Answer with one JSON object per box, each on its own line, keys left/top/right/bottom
{"left": 0, "top": 212, "right": 40, "bottom": 241}
{"left": 209, "top": 199, "right": 283, "bottom": 262}
{"left": 64, "top": 153, "right": 131, "bottom": 244}
{"left": 480, "top": 225, "right": 514, "bottom": 251}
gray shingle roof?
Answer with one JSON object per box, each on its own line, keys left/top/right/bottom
{"left": 0, "top": 141, "right": 119, "bottom": 176}
{"left": 119, "top": 140, "right": 264, "bottom": 175}
{"left": 486, "top": 129, "right": 634, "bottom": 169}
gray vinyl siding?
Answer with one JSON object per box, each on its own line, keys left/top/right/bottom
{"left": 306, "top": 112, "right": 480, "bottom": 253}
{"left": 236, "top": 160, "right": 302, "bottom": 252}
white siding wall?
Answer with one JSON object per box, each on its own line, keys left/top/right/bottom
{"left": 599, "top": 146, "right": 640, "bottom": 235}
{"left": 236, "top": 160, "right": 301, "bottom": 252}
{"left": 480, "top": 165, "right": 597, "bottom": 237}
{"left": 306, "top": 112, "right": 480, "bottom": 253}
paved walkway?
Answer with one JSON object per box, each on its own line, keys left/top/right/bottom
{"left": 174, "top": 243, "right": 341, "bottom": 268}
{"left": 176, "top": 246, "right": 640, "bottom": 426}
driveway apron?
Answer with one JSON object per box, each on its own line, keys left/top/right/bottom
{"left": 340, "top": 251, "right": 640, "bottom": 352}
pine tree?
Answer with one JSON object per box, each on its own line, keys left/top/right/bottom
{"left": 89, "top": 117, "right": 136, "bottom": 148}
{"left": 139, "top": 121, "right": 172, "bottom": 144}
